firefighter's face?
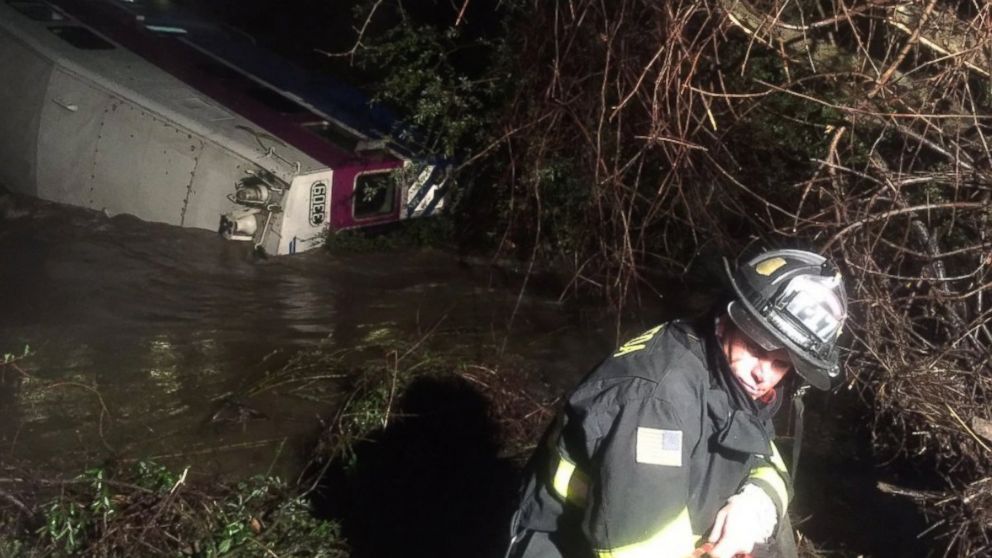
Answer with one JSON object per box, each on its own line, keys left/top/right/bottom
{"left": 722, "top": 323, "right": 792, "bottom": 400}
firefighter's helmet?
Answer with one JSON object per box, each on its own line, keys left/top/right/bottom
{"left": 724, "top": 249, "right": 848, "bottom": 390}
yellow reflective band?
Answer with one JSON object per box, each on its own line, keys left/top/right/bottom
{"left": 755, "top": 257, "right": 786, "bottom": 276}
{"left": 593, "top": 507, "right": 696, "bottom": 558}
{"left": 749, "top": 466, "right": 789, "bottom": 512}
{"left": 769, "top": 442, "right": 788, "bottom": 476}
{"left": 552, "top": 458, "right": 575, "bottom": 500}
{"left": 551, "top": 456, "right": 589, "bottom": 506}
{"left": 613, "top": 325, "right": 664, "bottom": 357}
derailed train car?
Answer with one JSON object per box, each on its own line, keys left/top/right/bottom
{"left": 0, "top": 0, "right": 447, "bottom": 255}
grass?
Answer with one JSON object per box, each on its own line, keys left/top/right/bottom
{"left": 0, "top": 461, "right": 348, "bottom": 557}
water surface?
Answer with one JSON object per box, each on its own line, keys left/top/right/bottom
{"left": 0, "top": 193, "right": 613, "bottom": 479}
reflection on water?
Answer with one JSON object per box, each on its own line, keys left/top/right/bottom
{"left": 0, "top": 193, "right": 613, "bottom": 479}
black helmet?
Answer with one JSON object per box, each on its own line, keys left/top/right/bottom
{"left": 724, "top": 249, "right": 848, "bottom": 390}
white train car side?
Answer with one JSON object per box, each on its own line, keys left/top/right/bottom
{"left": 0, "top": 0, "right": 446, "bottom": 255}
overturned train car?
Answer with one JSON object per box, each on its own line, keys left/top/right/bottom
{"left": 0, "top": 0, "right": 447, "bottom": 255}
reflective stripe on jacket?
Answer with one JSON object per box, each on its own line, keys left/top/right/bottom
{"left": 513, "top": 320, "right": 793, "bottom": 557}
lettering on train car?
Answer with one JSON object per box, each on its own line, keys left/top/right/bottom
{"left": 309, "top": 182, "right": 327, "bottom": 226}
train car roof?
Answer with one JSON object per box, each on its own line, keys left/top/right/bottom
{"left": 11, "top": 0, "right": 406, "bottom": 171}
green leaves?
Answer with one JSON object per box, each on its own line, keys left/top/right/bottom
{"left": 361, "top": 23, "right": 499, "bottom": 159}
{"left": 349, "top": 0, "right": 522, "bottom": 166}
{"left": 40, "top": 500, "right": 88, "bottom": 556}
{"left": 134, "top": 460, "right": 180, "bottom": 492}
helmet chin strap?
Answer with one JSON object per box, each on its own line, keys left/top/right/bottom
{"left": 789, "top": 382, "right": 810, "bottom": 486}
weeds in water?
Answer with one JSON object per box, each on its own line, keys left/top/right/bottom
{"left": 2, "top": 345, "right": 30, "bottom": 365}
{"left": 41, "top": 498, "right": 89, "bottom": 555}
{"left": 2, "top": 335, "right": 557, "bottom": 557}
{"left": 133, "top": 460, "right": 179, "bottom": 492}
{"left": 323, "top": 216, "right": 455, "bottom": 254}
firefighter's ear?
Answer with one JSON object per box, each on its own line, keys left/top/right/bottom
{"left": 715, "top": 314, "right": 728, "bottom": 339}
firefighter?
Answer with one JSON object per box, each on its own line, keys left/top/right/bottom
{"left": 506, "top": 249, "right": 848, "bottom": 558}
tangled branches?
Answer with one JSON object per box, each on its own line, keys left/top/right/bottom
{"left": 486, "top": 0, "right": 991, "bottom": 553}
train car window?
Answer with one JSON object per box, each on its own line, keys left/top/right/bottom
{"left": 302, "top": 121, "right": 360, "bottom": 152}
{"left": 8, "top": 1, "right": 66, "bottom": 21}
{"left": 48, "top": 26, "right": 114, "bottom": 49}
{"left": 246, "top": 85, "right": 308, "bottom": 115}
{"left": 194, "top": 60, "right": 243, "bottom": 82}
{"left": 353, "top": 171, "right": 396, "bottom": 219}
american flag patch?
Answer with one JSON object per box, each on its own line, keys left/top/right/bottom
{"left": 636, "top": 427, "right": 682, "bottom": 467}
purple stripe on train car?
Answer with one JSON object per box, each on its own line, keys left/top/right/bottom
{"left": 186, "top": 32, "right": 397, "bottom": 145}
{"left": 47, "top": 0, "right": 401, "bottom": 174}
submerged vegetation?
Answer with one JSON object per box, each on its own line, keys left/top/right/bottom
{"left": 6, "top": 465, "right": 345, "bottom": 557}
{"left": 0, "top": 346, "right": 346, "bottom": 556}
{"left": 0, "top": 333, "right": 554, "bottom": 556}
{"left": 324, "top": 215, "right": 455, "bottom": 253}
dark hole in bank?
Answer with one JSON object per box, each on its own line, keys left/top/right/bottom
{"left": 309, "top": 376, "right": 519, "bottom": 558}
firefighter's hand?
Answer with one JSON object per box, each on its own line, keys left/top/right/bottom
{"left": 706, "top": 485, "right": 777, "bottom": 558}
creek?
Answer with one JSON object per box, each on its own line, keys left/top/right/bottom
{"left": 0, "top": 192, "right": 613, "bottom": 481}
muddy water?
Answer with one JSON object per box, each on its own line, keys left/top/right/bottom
{"left": 0, "top": 193, "right": 615, "bottom": 480}
{"left": 1, "top": 193, "right": 931, "bottom": 556}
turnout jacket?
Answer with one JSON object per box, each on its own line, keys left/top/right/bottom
{"left": 513, "top": 320, "right": 793, "bottom": 557}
